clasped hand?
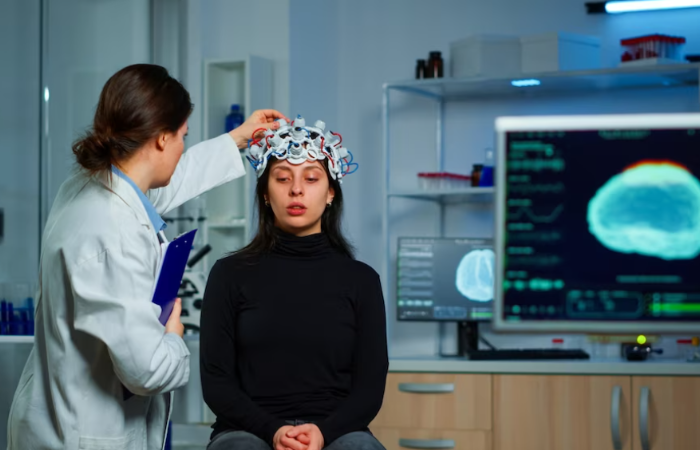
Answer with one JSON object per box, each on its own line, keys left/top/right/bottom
{"left": 273, "top": 424, "right": 324, "bottom": 450}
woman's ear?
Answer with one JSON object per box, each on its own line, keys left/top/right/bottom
{"left": 327, "top": 188, "right": 335, "bottom": 205}
{"left": 155, "top": 132, "right": 168, "bottom": 152}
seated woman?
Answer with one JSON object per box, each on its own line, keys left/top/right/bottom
{"left": 200, "top": 116, "right": 389, "bottom": 450}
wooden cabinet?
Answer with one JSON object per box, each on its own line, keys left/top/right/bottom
{"left": 493, "top": 375, "right": 632, "bottom": 450}
{"left": 373, "top": 369, "right": 698, "bottom": 450}
{"left": 371, "top": 373, "right": 492, "bottom": 449}
{"left": 370, "top": 428, "right": 491, "bottom": 450}
{"left": 632, "top": 376, "right": 700, "bottom": 450}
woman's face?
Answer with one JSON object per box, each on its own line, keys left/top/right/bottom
{"left": 155, "top": 121, "right": 188, "bottom": 187}
{"left": 265, "top": 159, "right": 334, "bottom": 236}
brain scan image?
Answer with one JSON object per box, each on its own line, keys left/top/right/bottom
{"left": 455, "top": 249, "right": 495, "bottom": 302}
{"left": 587, "top": 161, "right": 700, "bottom": 260}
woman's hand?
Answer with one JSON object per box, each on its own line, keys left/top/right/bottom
{"left": 229, "top": 109, "right": 289, "bottom": 149}
{"left": 285, "top": 424, "right": 324, "bottom": 450}
{"left": 273, "top": 425, "right": 308, "bottom": 450}
{"left": 165, "top": 298, "right": 184, "bottom": 338}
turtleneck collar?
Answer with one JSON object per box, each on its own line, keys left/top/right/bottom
{"left": 272, "top": 227, "right": 334, "bottom": 258}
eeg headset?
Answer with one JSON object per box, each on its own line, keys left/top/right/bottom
{"left": 246, "top": 115, "right": 358, "bottom": 182}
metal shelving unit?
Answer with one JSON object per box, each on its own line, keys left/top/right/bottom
{"left": 381, "top": 62, "right": 700, "bottom": 340}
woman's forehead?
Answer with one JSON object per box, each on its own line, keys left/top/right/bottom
{"left": 271, "top": 159, "right": 324, "bottom": 171}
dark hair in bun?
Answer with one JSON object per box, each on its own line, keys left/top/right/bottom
{"left": 72, "top": 64, "right": 193, "bottom": 173}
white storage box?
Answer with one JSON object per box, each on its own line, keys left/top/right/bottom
{"left": 520, "top": 32, "right": 600, "bottom": 73}
{"left": 450, "top": 34, "right": 521, "bottom": 78}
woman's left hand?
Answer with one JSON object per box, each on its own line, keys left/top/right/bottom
{"left": 229, "top": 109, "right": 289, "bottom": 149}
{"left": 286, "top": 424, "right": 324, "bottom": 450}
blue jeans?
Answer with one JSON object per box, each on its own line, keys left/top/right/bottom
{"left": 207, "top": 430, "right": 385, "bottom": 450}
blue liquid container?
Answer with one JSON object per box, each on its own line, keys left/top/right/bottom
{"left": 479, "top": 147, "right": 495, "bottom": 187}
{"left": 1, "top": 300, "right": 6, "bottom": 335}
{"left": 225, "top": 104, "right": 244, "bottom": 133}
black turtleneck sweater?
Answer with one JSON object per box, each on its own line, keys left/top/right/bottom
{"left": 199, "top": 230, "right": 389, "bottom": 446}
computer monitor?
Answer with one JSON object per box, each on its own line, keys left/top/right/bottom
{"left": 493, "top": 113, "right": 700, "bottom": 333}
{"left": 397, "top": 237, "right": 494, "bottom": 322}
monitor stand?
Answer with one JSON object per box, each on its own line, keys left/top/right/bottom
{"left": 455, "top": 320, "right": 590, "bottom": 360}
{"left": 457, "top": 320, "right": 481, "bottom": 356}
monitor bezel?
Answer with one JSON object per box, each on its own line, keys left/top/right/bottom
{"left": 396, "top": 236, "right": 495, "bottom": 323}
{"left": 493, "top": 113, "right": 700, "bottom": 333}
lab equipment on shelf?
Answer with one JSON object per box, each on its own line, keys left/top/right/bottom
{"left": 620, "top": 34, "right": 686, "bottom": 65}
{"left": 415, "top": 59, "right": 426, "bottom": 79}
{"left": 470, "top": 164, "right": 483, "bottom": 187}
{"left": 478, "top": 147, "right": 495, "bottom": 187}
{"left": 417, "top": 172, "right": 471, "bottom": 190}
{"left": 414, "top": 51, "right": 444, "bottom": 79}
{"left": 224, "top": 104, "right": 244, "bottom": 133}
{"left": 0, "top": 283, "right": 35, "bottom": 336}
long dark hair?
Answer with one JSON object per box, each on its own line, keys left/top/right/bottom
{"left": 72, "top": 64, "right": 193, "bottom": 173}
{"left": 235, "top": 160, "right": 355, "bottom": 259}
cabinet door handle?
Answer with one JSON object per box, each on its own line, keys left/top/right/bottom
{"left": 398, "top": 439, "right": 455, "bottom": 449}
{"left": 639, "top": 386, "right": 651, "bottom": 450}
{"left": 398, "top": 383, "right": 454, "bottom": 394}
{"left": 610, "top": 385, "right": 622, "bottom": 450}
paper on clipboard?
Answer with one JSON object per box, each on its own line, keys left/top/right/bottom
{"left": 152, "top": 229, "right": 197, "bottom": 325}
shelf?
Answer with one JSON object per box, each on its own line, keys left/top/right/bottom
{"left": 384, "top": 63, "right": 700, "bottom": 100}
{"left": 0, "top": 335, "right": 34, "bottom": 344}
{"left": 388, "top": 188, "right": 494, "bottom": 204}
{"left": 207, "top": 218, "right": 246, "bottom": 229}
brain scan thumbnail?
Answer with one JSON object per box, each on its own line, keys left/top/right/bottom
{"left": 456, "top": 248, "right": 495, "bottom": 301}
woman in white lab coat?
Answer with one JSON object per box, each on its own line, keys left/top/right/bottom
{"left": 5, "top": 64, "right": 286, "bottom": 450}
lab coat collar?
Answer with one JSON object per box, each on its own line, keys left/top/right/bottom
{"left": 96, "top": 170, "right": 153, "bottom": 229}
{"left": 110, "top": 166, "right": 167, "bottom": 233}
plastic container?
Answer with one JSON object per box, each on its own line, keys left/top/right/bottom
{"left": 620, "top": 34, "right": 686, "bottom": 66}
{"left": 690, "top": 337, "right": 700, "bottom": 362}
{"left": 418, "top": 172, "right": 471, "bottom": 190}
{"left": 450, "top": 34, "right": 521, "bottom": 78}
{"left": 552, "top": 338, "right": 565, "bottom": 349}
{"left": 479, "top": 147, "right": 495, "bottom": 187}
{"left": 225, "top": 104, "right": 244, "bottom": 133}
{"left": 520, "top": 32, "right": 600, "bottom": 73}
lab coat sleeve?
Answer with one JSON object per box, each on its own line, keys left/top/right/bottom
{"left": 69, "top": 235, "right": 190, "bottom": 396}
{"left": 147, "top": 133, "right": 246, "bottom": 215}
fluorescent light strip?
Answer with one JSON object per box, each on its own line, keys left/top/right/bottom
{"left": 606, "top": 0, "right": 700, "bottom": 13}
{"left": 511, "top": 79, "right": 541, "bottom": 87}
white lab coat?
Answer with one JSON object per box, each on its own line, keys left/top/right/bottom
{"left": 6, "top": 133, "right": 245, "bottom": 450}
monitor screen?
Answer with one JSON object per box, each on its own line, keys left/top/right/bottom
{"left": 397, "top": 237, "right": 494, "bottom": 321}
{"left": 493, "top": 113, "right": 700, "bottom": 333}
